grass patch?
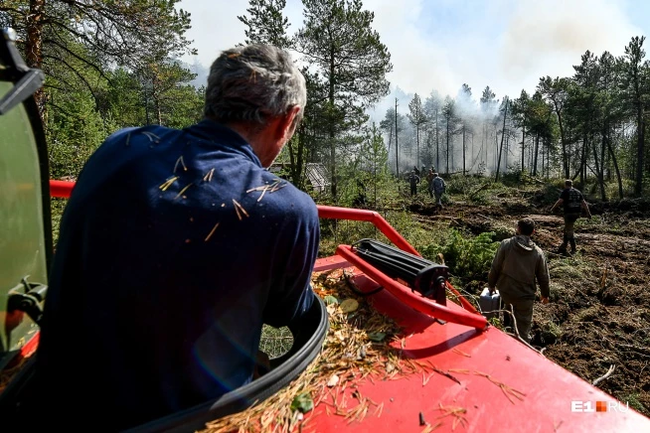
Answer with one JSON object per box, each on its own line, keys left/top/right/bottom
{"left": 623, "top": 393, "right": 648, "bottom": 414}
{"left": 549, "top": 256, "right": 594, "bottom": 280}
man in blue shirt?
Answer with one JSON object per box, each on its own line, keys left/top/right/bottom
{"left": 36, "top": 44, "right": 319, "bottom": 430}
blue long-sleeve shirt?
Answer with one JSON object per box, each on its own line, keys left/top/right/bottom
{"left": 36, "top": 120, "right": 319, "bottom": 429}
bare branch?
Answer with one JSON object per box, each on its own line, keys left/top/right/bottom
{"left": 43, "top": 53, "right": 98, "bottom": 102}
{"left": 592, "top": 365, "right": 616, "bottom": 386}
{"left": 44, "top": 38, "right": 111, "bottom": 84}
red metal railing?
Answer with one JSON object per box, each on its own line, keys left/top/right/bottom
{"left": 48, "top": 180, "right": 485, "bottom": 328}
{"left": 316, "top": 205, "right": 479, "bottom": 315}
{"left": 316, "top": 205, "right": 419, "bottom": 256}
{"left": 336, "top": 245, "right": 487, "bottom": 329}
{"left": 49, "top": 179, "right": 75, "bottom": 198}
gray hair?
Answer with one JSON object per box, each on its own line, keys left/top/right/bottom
{"left": 204, "top": 44, "right": 307, "bottom": 125}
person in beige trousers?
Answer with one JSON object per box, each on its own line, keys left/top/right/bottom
{"left": 488, "top": 218, "right": 550, "bottom": 342}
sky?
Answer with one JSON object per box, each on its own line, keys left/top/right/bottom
{"left": 177, "top": 0, "right": 650, "bottom": 118}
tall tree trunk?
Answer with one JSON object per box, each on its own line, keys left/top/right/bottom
{"left": 416, "top": 124, "right": 420, "bottom": 168}
{"left": 594, "top": 133, "right": 606, "bottom": 201}
{"left": 329, "top": 50, "right": 337, "bottom": 199}
{"left": 435, "top": 109, "right": 440, "bottom": 171}
{"left": 521, "top": 128, "right": 525, "bottom": 172}
{"left": 579, "top": 135, "right": 587, "bottom": 186}
{"left": 504, "top": 129, "right": 509, "bottom": 170}
{"left": 635, "top": 102, "right": 645, "bottom": 196}
{"left": 395, "top": 98, "right": 399, "bottom": 177}
{"left": 554, "top": 103, "right": 569, "bottom": 178}
{"left": 541, "top": 136, "right": 546, "bottom": 176}
{"left": 386, "top": 124, "right": 393, "bottom": 153}
{"left": 533, "top": 134, "right": 539, "bottom": 176}
{"left": 495, "top": 100, "right": 508, "bottom": 181}
{"left": 445, "top": 120, "right": 450, "bottom": 174}
{"left": 494, "top": 124, "right": 501, "bottom": 167}
{"left": 462, "top": 127, "right": 466, "bottom": 175}
{"left": 607, "top": 127, "right": 624, "bottom": 199}
{"left": 451, "top": 126, "right": 454, "bottom": 171}
{"left": 26, "top": 0, "right": 46, "bottom": 114}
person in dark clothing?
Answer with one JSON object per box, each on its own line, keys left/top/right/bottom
{"left": 35, "top": 44, "right": 318, "bottom": 430}
{"left": 354, "top": 178, "right": 367, "bottom": 207}
{"left": 488, "top": 218, "right": 550, "bottom": 343}
{"left": 550, "top": 179, "right": 592, "bottom": 254}
{"left": 408, "top": 170, "right": 420, "bottom": 196}
{"left": 431, "top": 173, "right": 446, "bottom": 209}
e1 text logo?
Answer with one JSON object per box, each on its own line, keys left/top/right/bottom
{"left": 571, "top": 400, "right": 629, "bottom": 413}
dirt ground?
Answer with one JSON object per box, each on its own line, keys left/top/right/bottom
{"left": 408, "top": 192, "right": 650, "bottom": 416}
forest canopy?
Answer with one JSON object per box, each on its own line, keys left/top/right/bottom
{"left": 2, "top": 0, "right": 649, "bottom": 200}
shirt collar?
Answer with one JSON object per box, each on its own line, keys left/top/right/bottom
{"left": 185, "top": 119, "right": 262, "bottom": 167}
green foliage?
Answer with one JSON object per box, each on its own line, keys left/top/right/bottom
{"left": 46, "top": 57, "right": 203, "bottom": 179}
{"left": 96, "top": 69, "right": 147, "bottom": 127}
{"left": 549, "top": 254, "right": 594, "bottom": 281}
{"left": 623, "top": 394, "right": 648, "bottom": 414}
{"left": 47, "top": 86, "right": 113, "bottom": 179}
{"left": 134, "top": 60, "right": 204, "bottom": 128}
{"left": 291, "top": 392, "right": 314, "bottom": 413}
{"left": 421, "top": 229, "right": 499, "bottom": 282}
{"left": 445, "top": 174, "right": 487, "bottom": 195}
{"left": 335, "top": 124, "right": 392, "bottom": 209}
{"left": 50, "top": 198, "right": 68, "bottom": 247}
{"left": 259, "top": 324, "right": 293, "bottom": 359}
{"left": 238, "top": 0, "right": 292, "bottom": 48}
{"left": 605, "top": 178, "right": 636, "bottom": 199}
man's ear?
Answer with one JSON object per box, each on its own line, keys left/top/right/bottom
{"left": 274, "top": 106, "right": 301, "bottom": 141}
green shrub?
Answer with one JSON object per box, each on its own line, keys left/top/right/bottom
{"left": 422, "top": 229, "right": 499, "bottom": 282}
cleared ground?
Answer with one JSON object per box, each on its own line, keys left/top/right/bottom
{"left": 406, "top": 191, "right": 650, "bottom": 416}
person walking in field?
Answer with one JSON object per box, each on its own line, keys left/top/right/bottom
{"left": 431, "top": 173, "right": 446, "bottom": 209}
{"left": 488, "top": 218, "right": 550, "bottom": 343}
{"left": 550, "top": 179, "right": 592, "bottom": 255}
{"left": 408, "top": 169, "right": 420, "bottom": 197}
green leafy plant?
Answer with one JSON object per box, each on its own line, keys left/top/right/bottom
{"left": 424, "top": 229, "right": 499, "bottom": 282}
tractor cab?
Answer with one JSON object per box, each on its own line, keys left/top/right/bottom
{"left": 0, "top": 27, "right": 50, "bottom": 378}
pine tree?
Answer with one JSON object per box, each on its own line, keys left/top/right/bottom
{"left": 538, "top": 76, "right": 571, "bottom": 178}
{"left": 619, "top": 36, "right": 649, "bottom": 196}
{"left": 296, "top": 0, "right": 392, "bottom": 198}
{"left": 3, "top": 0, "right": 194, "bottom": 114}
{"left": 407, "top": 93, "right": 427, "bottom": 169}
{"left": 442, "top": 96, "right": 458, "bottom": 174}
{"left": 238, "top": 0, "right": 292, "bottom": 48}
{"left": 424, "top": 91, "right": 443, "bottom": 171}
